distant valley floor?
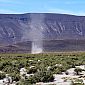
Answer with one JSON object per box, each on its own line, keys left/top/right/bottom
{"left": 0, "top": 39, "right": 85, "bottom": 53}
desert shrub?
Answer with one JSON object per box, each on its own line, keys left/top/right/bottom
{"left": 2, "top": 66, "right": 19, "bottom": 74}
{"left": 0, "top": 73, "right": 6, "bottom": 79}
{"left": 27, "top": 67, "right": 37, "bottom": 74}
{"left": 10, "top": 73, "right": 20, "bottom": 81}
{"left": 20, "top": 70, "right": 54, "bottom": 84}
{"left": 0, "top": 62, "right": 4, "bottom": 70}
{"left": 71, "top": 83, "right": 84, "bottom": 85}
{"left": 16, "top": 79, "right": 32, "bottom": 85}
{"left": 74, "top": 68, "right": 82, "bottom": 75}
{"left": 30, "top": 70, "right": 54, "bottom": 83}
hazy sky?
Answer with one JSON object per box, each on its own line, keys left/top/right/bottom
{"left": 0, "top": 0, "right": 85, "bottom": 15}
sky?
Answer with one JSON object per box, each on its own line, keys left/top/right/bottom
{"left": 0, "top": 0, "right": 85, "bottom": 15}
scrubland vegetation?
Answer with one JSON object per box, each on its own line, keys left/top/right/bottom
{"left": 0, "top": 52, "right": 85, "bottom": 85}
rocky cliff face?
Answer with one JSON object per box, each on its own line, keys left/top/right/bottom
{"left": 0, "top": 13, "right": 85, "bottom": 53}
{"left": 44, "top": 14, "right": 85, "bottom": 40}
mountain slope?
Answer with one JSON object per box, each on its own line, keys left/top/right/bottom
{"left": 0, "top": 13, "right": 85, "bottom": 53}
